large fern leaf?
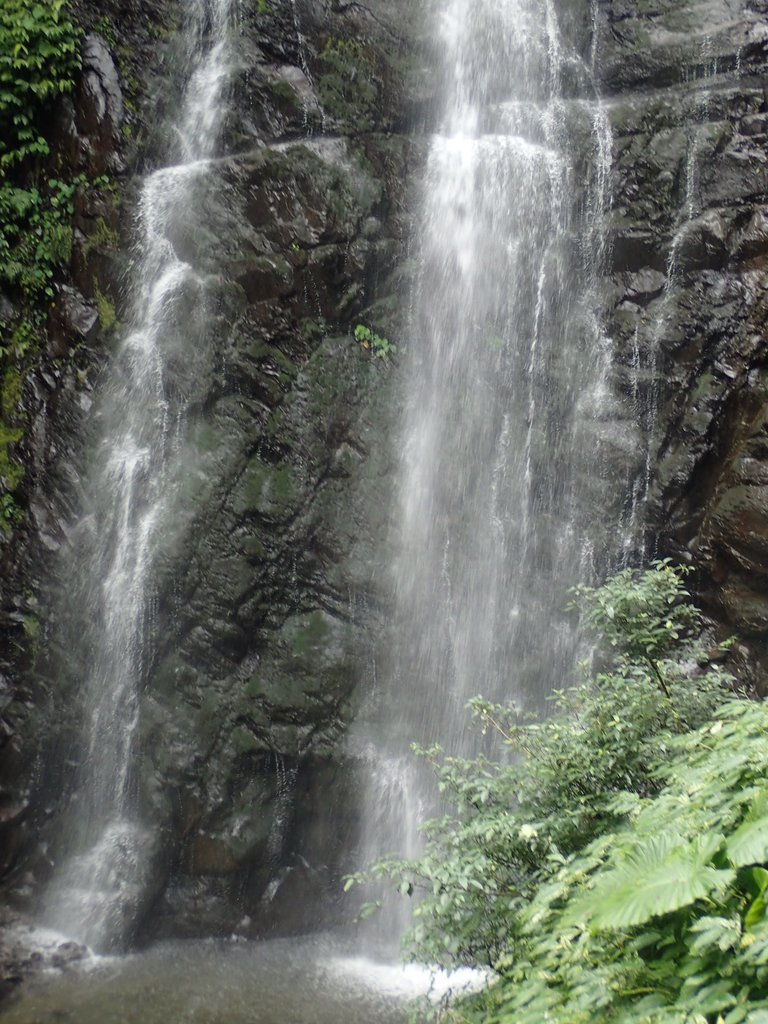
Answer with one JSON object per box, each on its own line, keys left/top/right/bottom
{"left": 726, "top": 796, "right": 768, "bottom": 868}
{"left": 580, "top": 832, "right": 732, "bottom": 931}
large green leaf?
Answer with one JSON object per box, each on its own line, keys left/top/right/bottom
{"left": 579, "top": 832, "right": 733, "bottom": 931}
{"left": 726, "top": 797, "right": 768, "bottom": 868}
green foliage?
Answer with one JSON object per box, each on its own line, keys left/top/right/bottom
{"left": 576, "top": 831, "right": 733, "bottom": 931}
{"left": 355, "top": 323, "right": 397, "bottom": 360}
{"left": 319, "top": 37, "right": 379, "bottom": 131}
{"left": 352, "top": 563, "right": 768, "bottom": 1023}
{"left": 0, "top": 1, "right": 106, "bottom": 535}
{"left": 0, "top": 0, "right": 80, "bottom": 169}
{"left": 93, "top": 15, "right": 117, "bottom": 50}
{"left": 571, "top": 559, "right": 701, "bottom": 696}
{"left": 0, "top": 490, "right": 22, "bottom": 534}
{"left": 0, "top": 176, "right": 81, "bottom": 310}
{"left": 80, "top": 214, "right": 119, "bottom": 262}
{"left": 485, "top": 700, "right": 768, "bottom": 1024}
{"left": 94, "top": 285, "right": 117, "bottom": 332}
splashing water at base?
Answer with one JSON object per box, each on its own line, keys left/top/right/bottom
{"left": 0, "top": 936, "right": 487, "bottom": 1024}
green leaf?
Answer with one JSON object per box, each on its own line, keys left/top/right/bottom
{"left": 745, "top": 893, "right": 767, "bottom": 931}
{"left": 583, "top": 832, "right": 732, "bottom": 930}
{"left": 727, "top": 798, "right": 768, "bottom": 867}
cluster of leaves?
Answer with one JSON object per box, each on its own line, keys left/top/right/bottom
{"left": 487, "top": 701, "right": 768, "bottom": 1024}
{"left": 355, "top": 323, "right": 397, "bottom": 360}
{"left": 355, "top": 562, "right": 768, "bottom": 1023}
{"left": 0, "top": 0, "right": 80, "bottom": 169}
{"left": 0, "top": 176, "right": 81, "bottom": 311}
{"left": 0, "top": 0, "right": 83, "bottom": 526}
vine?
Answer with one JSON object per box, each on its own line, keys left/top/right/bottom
{"left": 0, "top": 0, "right": 80, "bottom": 169}
{"left": 0, "top": 0, "right": 82, "bottom": 531}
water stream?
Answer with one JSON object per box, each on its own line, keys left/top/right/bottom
{"left": 43, "top": 0, "right": 235, "bottom": 953}
{"left": 354, "top": 0, "right": 618, "bottom": 942}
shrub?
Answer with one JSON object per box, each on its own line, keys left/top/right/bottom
{"left": 351, "top": 563, "right": 768, "bottom": 1024}
{"left": 0, "top": 0, "right": 80, "bottom": 169}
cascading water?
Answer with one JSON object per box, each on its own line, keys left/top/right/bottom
{"left": 393, "top": 0, "right": 616, "bottom": 733}
{"left": 355, "top": 0, "right": 618, "bottom": 942}
{"left": 43, "top": 0, "right": 235, "bottom": 952}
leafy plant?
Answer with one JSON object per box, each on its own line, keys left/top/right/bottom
{"left": 0, "top": 176, "right": 82, "bottom": 307}
{"left": 0, "top": 0, "right": 81, "bottom": 169}
{"left": 355, "top": 323, "right": 397, "bottom": 360}
{"left": 349, "top": 563, "right": 768, "bottom": 1024}
{"left": 0, "top": 1, "right": 107, "bottom": 536}
{"left": 570, "top": 559, "right": 701, "bottom": 696}
{"left": 0, "top": 490, "right": 22, "bottom": 534}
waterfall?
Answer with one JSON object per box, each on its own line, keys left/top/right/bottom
{"left": 43, "top": 0, "right": 235, "bottom": 952}
{"left": 355, "top": 0, "right": 618, "bottom": 944}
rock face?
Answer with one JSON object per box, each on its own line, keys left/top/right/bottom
{"left": 3, "top": 0, "right": 768, "bottom": 946}
{"left": 591, "top": 0, "right": 768, "bottom": 687}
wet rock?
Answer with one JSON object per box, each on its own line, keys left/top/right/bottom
{"left": 57, "top": 33, "right": 126, "bottom": 175}
{"left": 185, "top": 836, "right": 241, "bottom": 876}
{"left": 674, "top": 211, "right": 730, "bottom": 273}
{"left": 735, "top": 209, "right": 768, "bottom": 261}
{"left": 11, "top": 0, "right": 768, "bottom": 954}
{"left": 590, "top": 0, "right": 768, "bottom": 669}
{"left": 623, "top": 268, "right": 667, "bottom": 303}
{"left": 48, "top": 286, "right": 99, "bottom": 358}
{"left": 0, "top": 0, "right": 419, "bottom": 946}
{"left": 607, "top": 227, "right": 664, "bottom": 273}
{"left": 79, "top": 35, "right": 124, "bottom": 139}
{"left": 0, "top": 914, "right": 87, "bottom": 1009}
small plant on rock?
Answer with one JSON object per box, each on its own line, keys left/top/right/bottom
{"left": 355, "top": 323, "right": 397, "bottom": 360}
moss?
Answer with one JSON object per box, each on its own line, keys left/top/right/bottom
{"left": 362, "top": 293, "right": 401, "bottom": 332}
{"left": 22, "top": 614, "right": 40, "bottom": 641}
{"left": 270, "top": 79, "right": 302, "bottom": 108}
{"left": 690, "top": 371, "right": 716, "bottom": 405}
{"left": 240, "top": 535, "right": 266, "bottom": 559}
{"left": 116, "top": 46, "right": 141, "bottom": 102}
{"left": 318, "top": 37, "right": 381, "bottom": 132}
{"left": 0, "top": 492, "right": 21, "bottom": 534}
{"left": 0, "top": 353, "right": 28, "bottom": 522}
{"left": 0, "top": 422, "right": 24, "bottom": 490}
{"left": 1, "top": 365, "right": 22, "bottom": 420}
{"left": 233, "top": 459, "right": 298, "bottom": 518}
{"left": 245, "top": 677, "right": 265, "bottom": 699}
{"left": 192, "top": 421, "right": 221, "bottom": 455}
{"left": 81, "top": 215, "right": 119, "bottom": 262}
{"left": 289, "top": 611, "right": 331, "bottom": 658}
{"left": 93, "top": 14, "right": 117, "bottom": 49}
{"left": 94, "top": 286, "right": 117, "bottom": 331}
{"left": 301, "top": 316, "right": 328, "bottom": 341}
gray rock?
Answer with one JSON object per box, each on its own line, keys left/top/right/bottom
{"left": 80, "top": 35, "right": 124, "bottom": 137}
{"left": 48, "top": 286, "right": 99, "bottom": 357}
